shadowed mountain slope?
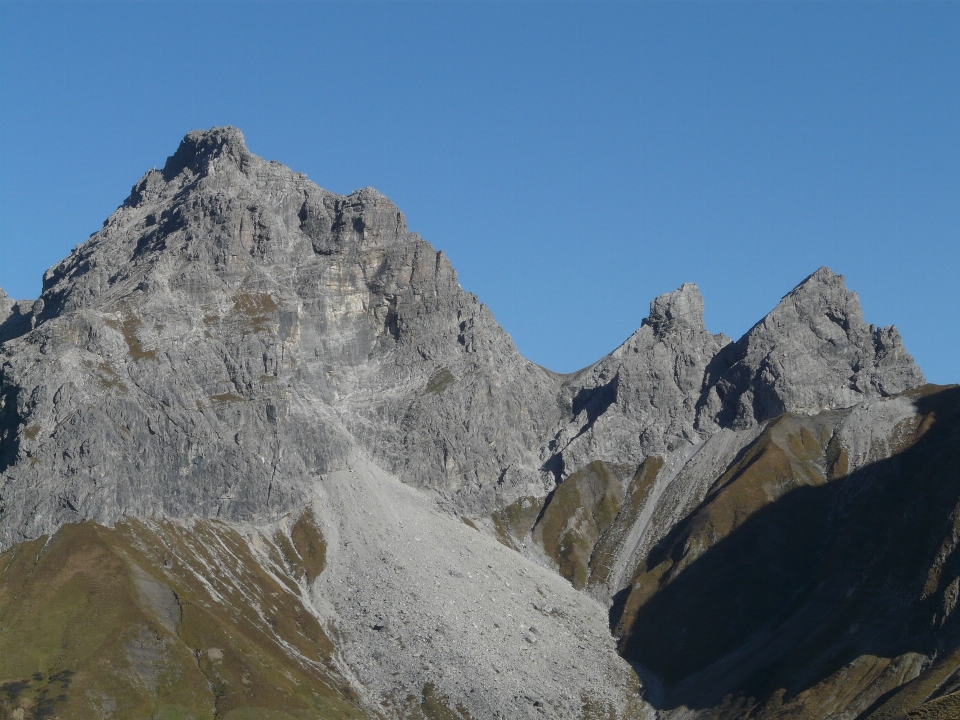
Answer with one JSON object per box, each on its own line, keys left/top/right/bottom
{"left": 610, "top": 385, "right": 960, "bottom": 719}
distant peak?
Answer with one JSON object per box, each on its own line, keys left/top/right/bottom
{"left": 790, "top": 266, "right": 845, "bottom": 294}
{"left": 772, "top": 265, "right": 860, "bottom": 322}
{"left": 161, "top": 126, "right": 252, "bottom": 181}
{"left": 645, "top": 283, "right": 705, "bottom": 335}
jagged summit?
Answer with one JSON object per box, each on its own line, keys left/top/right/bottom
{"left": 0, "top": 127, "right": 926, "bottom": 550}
{"left": 645, "top": 282, "right": 706, "bottom": 336}
{"left": 700, "top": 265, "right": 924, "bottom": 426}
{"left": 160, "top": 125, "right": 252, "bottom": 181}
{"left": 35, "top": 129, "right": 411, "bottom": 326}
{"left": 793, "top": 264, "right": 842, "bottom": 287}
{"left": 0, "top": 127, "right": 564, "bottom": 547}
{"left": 776, "top": 265, "right": 865, "bottom": 329}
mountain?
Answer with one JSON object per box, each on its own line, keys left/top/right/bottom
{"left": 0, "top": 127, "right": 954, "bottom": 720}
{"left": 0, "top": 126, "right": 563, "bottom": 546}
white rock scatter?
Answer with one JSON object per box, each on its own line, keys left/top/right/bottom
{"left": 311, "top": 455, "right": 648, "bottom": 719}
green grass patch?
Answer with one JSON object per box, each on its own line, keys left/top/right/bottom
{"left": 533, "top": 461, "right": 628, "bottom": 589}
{"left": 424, "top": 369, "right": 455, "bottom": 395}
{"left": 290, "top": 511, "right": 327, "bottom": 584}
{"left": 0, "top": 518, "right": 367, "bottom": 720}
{"left": 491, "top": 496, "right": 542, "bottom": 545}
{"left": 588, "top": 456, "right": 664, "bottom": 587}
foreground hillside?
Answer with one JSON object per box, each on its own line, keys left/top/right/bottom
{"left": 617, "top": 384, "right": 960, "bottom": 719}
{"left": 1, "top": 128, "right": 956, "bottom": 719}
{"left": 0, "top": 458, "right": 641, "bottom": 719}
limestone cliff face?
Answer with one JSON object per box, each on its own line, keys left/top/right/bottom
{"left": 0, "top": 128, "right": 926, "bottom": 551}
{"left": 0, "top": 127, "right": 562, "bottom": 548}
{"left": 547, "top": 283, "right": 730, "bottom": 478}
{"left": 699, "top": 266, "right": 925, "bottom": 428}
{"left": 544, "top": 269, "right": 923, "bottom": 486}
{"left": 0, "top": 126, "right": 949, "bottom": 720}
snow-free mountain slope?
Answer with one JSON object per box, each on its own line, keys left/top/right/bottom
{"left": 0, "top": 127, "right": 950, "bottom": 720}
{"left": 699, "top": 266, "right": 925, "bottom": 428}
{"left": 0, "top": 127, "right": 564, "bottom": 550}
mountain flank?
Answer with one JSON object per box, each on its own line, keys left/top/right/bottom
{"left": 0, "top": 127, "right": 954, "bottom": 720}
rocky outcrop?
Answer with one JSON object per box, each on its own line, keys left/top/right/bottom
{"left": 539, "top": 268, "right": 923, "bottom": 490}
{"left": 698, "top": 267, "right": 925, "bottom": 428}
{"left": 0, "top": 127, "right": 563, "bottom": 548}
{"left": 0, "top": 126, "right": 948, "bottom": 720}
{"left": 546, "top": 283, "right": 731, "bottom": 479}
{"left": 0, "top": 288, "right": 34, "bottom": 345}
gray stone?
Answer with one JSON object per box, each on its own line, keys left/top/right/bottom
{"left": 544, "top": 283, "right": 731, "bottom": 479}
{"left": 0, "top": 126, "right": 926, "bottom": 555}
{"left": 0, "top": 288, "right": 33, "bottom": 345}
{"left": 0, "top": 127, "right": 562, "bottom": 548}
{"left": 698, "top": 266, "right": 925, "bottom": 428}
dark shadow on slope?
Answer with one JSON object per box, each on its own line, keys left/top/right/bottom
{"left": 614, "top": 386, "right": 960, "bottom": 713}
{"left": 540, "top": 374, "right": 620, "bottom": 485}
{"left": 573, "top": 372, "right": 619, "bottom": 427}
{"left": 0, "top": 380, "right": 24, "bottom": 474}
{"left": 637, "top": 432, "right": 779, "bottom": 578}
{"left": 695, "top": 340, "right": 743, "bottom": 427}
{"left": 696, "top": 338, "right": 797, "bottom": 428}
{"left": 0, "top": 304, "right": 32, "bottom": 345}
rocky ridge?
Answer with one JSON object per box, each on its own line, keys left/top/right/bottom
{"left": 0, "top": 127, "right": 564, "bottom": 550}
{"left": 0, "top": 128, "right": 923, "bottom": 549}
{"left": 0, "top": 127, "right": 946, "bottom": 720}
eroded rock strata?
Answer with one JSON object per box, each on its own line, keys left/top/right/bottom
{"left": 1, "top": 127, "right": 954, "bottom": 719}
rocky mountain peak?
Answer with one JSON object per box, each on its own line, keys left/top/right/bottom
{"left": 772, "top": 266, "right": 863, "bottom": 332}
{"left": 701, "top": 266, "right": 924, "bottom": 426}
{"left": 0, "top": 128, "right": 568, "bottom": 546}
{"left": 795, "top": 264, "right": 842, "bottom": 287}
{"left": 0, "top": 287, "right": 36, "bottom": 344}
{"left": 160, "top": 125, "right": 252, "bottom": 181}
{"left": 0, "top": 127, "right": 928, "bottom": 555}
{"left": 644, "top": 282, "right": 705, "bottom": 336}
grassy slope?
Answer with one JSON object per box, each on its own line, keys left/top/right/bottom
{"left": 608, "top": 385, "right": 960, "bottom": 719}
{"left": 0, "top": 513, "right": 370, "bottom": 720}
{"left": 524, "top": 459, "right": 664, "bottom": 591}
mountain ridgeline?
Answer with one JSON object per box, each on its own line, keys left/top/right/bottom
{"left": 0, "top": 127, "right": 955, "bottom": 720}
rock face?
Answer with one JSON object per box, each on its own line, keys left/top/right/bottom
{"left": 699, "top": 267, "right": 925, "bottom": 428}
{"left": 547, "top": 283, "right": 731, "bottom": 479}
{"left": 0, "top": 127, "right": 563, "bottom": 548}
{"left": 0, "top": 126, "right": 946, "bottom": 720}
{"left": 0, "top": 128, "right": 925, "bottom": 548}
{"left": 0, "top": 288, "right": 33, "bottom": 345}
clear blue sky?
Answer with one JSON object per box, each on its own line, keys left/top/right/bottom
{"left": 1, "top": 1, "right": 957, "bottom": 383}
